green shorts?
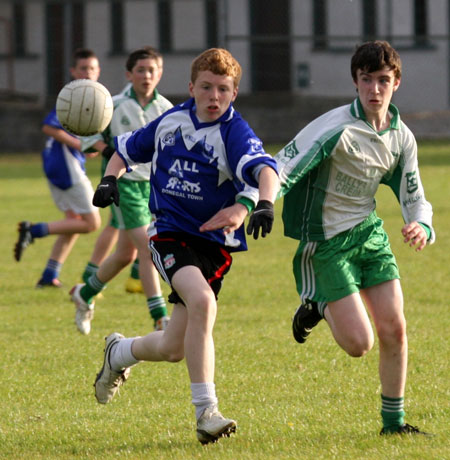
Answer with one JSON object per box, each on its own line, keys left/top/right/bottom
{"left": 110, "top": 178, "right": 151, "bottom": 230}
{"left": 293, "top": 212, "right": 400, "bottom": 303}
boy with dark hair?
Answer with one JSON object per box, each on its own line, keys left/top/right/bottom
{"left": 71, "top": 46, "right": 172, "bottom": 334}
{"left": 276, "top": 40, "right": 435, "bottom": 436}
{"left": 14, "top": 48, "right": 102, "bottom": 287}
{"left": 91, "top": 48, "right": 278, "bottom": 444}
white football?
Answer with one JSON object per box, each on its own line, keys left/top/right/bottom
{"left": 56, "top": 79, "right": 113, "bottom": 136}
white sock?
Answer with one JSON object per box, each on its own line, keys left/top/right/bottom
{"left": 191, "top": 382, "right": 218, "bottom": 420}
{"left": 110, "top": 337, "right": 140, "bottom": 371}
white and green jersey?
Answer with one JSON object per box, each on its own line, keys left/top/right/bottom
{"left": 276, "top": 98, "right": 435, "bottom": 243}
{"left": 81, "top": 87, "right": 172, "bottom": 181}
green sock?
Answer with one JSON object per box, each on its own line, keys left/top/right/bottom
{"left": 130, "top": 259, "right": 140, "bottom": 280}
{"left": 381, "top": 395, "right": 405, "bottom": 432}
{"left": 82, "top": 262, "right": 99, "bottom": 284}
{"left": 147, "top": 295, "right": 167, "bottom": 322}
{"left": 80, "top": 274, "right": 106, "bottom": 304}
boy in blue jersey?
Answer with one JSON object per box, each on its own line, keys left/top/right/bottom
{"left": 70, "top": 47, "right": 172, "bottom": 335}
{"left": 276, "top": 41, "right": 435, "bottom": 436}
{"left": 14, "top": 48, "right": 102, "bottom": 287}
{"left": 91, "top": 48, "right": 279, "bottom": 444}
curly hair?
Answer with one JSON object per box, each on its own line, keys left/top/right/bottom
{"left": 191, "top": 48, "right": 242, "bottom": 88}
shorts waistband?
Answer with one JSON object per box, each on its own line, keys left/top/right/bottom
{"left": 349, "top": 211, "right": 379, "bottom": 233}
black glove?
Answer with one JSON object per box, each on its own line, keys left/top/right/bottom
{"left": 101, "top": 145, "right": 116, "bottom": 159}
{"left": 92, "top": 175, "right": 120, "bottom": 207}
{"left": 246, "top": 200, "right": 274, "bottom": 240}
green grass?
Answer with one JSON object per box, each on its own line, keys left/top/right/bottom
{"left": 0, "top": 141, "right": 449, "bottom": 459}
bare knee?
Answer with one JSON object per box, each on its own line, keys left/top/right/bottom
{"left": 161, "top": 350, "right": 184, "bottom": 363}
{"left": 84, "top": 213, "right": 101, "bottom": 233}
{"left": 188, "top": 292, "right": 217, "bottom": 323}
{"left": 343, "top": 333, "right": 374, "bottom": 357}
{"left": 114, "top": 251, "right": 135, "bottom": 268}
{"left": 377, "top": 317, "right": 407, "bottom": 347}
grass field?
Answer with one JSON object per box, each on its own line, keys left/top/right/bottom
{"left": 0, "top": 142, "right": 449, "bottom": 460}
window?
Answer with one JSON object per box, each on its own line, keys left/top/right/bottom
{"left": 362, "top": 0, "right": 377, "bottom": 41}
{"left": 414, "top": 0, "right": 428, "bottom": 47}
{"left": 250, "top": 0, "right": 291, "bottom": 91}
{"left": 205, "top": 0, "right": 218, "bottom": 47}
{"left": 158, "top": 0, "right": 172, "bottom": 52}
{"left": 71, "top": 2, "right": 84, "bottom": 52}
{"left": 313, "top": 0, "right": 327, "bottom": 50}
{"left": 13, "top": 3, "right": 26, "bottom": 56}
{"left": 110, "top": 1, "right": 125, "bottom": 54}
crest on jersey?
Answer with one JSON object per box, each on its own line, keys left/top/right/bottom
{"left": 163, "top": 132, "right": 176, "bottom": 146}
{"left": 406, "top": 171, "right": 418, "bottom": 193}
{"left": 283, "top": 140, "right": 299, "bottom": 159}
{"left": 348, "top": 140, "right": 361, "bottom": 154}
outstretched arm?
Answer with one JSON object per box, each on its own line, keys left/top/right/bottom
{"left": 199, "top": 166, "right": 279, "bottom": 237}
{"left": 42, "top": 125, "right": 81, "bottom": 150}
{"left": 104, "top": 152, "right": 127, "bottom": 178}
{"left": 246, "top": 166, "right": 279, "bottom": 239}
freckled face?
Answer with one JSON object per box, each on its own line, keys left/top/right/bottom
{"left": 189, "top": 70, "right": 238, "bottom": 122}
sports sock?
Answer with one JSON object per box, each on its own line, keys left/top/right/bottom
{"left": 82, "top": 262, "right": 99, "bottom": 284}
{"left": 30, "top": 223, "right": 49, "bottom": 238}
{"left": 130, "top": 259, "right": 140, "bottom": 280}
{"left": 191, "top": 382, "right": 218, "bottom": 420}
{"left": 41, "top": 259, "right": 62, "bottom": 283}
{"left": 147, "top": 295, "right": 168, "bottom": 322}
{"left": 109, "top": 337, "right": 140, "bottom": 371}
{"left": 80, "top": 274, "right": 105, "bottom": 303}
{"left": 381, "top": 395, "right": 405, "bottom": 432}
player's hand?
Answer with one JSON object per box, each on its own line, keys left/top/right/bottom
{"left": 92, "top": 175, "right": 119, "bottom": 207}
{"left": 402, "top": 221, "right": 427, "bottom": 252}
{"left": 246, "top": 200, "right": 274, "bottom": 239}
{"left": 199, "top": 203, "right": 248, "bottom": 235}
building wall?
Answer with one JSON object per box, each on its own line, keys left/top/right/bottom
{"left": 0, "top": 0, "right": 449, "bottom": 114}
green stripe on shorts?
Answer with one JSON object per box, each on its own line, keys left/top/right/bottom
{"left": 293, "top": 212, "right": 400, "bottom": 303}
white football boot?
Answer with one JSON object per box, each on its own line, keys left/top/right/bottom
{"left": 196, "top": 405, "right": 237, "bottom": 445}
{"left": 94, "top": 333, "right": 131, "bottom": 404}
{"left": 70, "top": 284, "right": 95, "bottom": 335}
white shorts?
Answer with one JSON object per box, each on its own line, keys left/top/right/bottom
{"left": 48, "top": 175, "right": 97, "bottom": 215}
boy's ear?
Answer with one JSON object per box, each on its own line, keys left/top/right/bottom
{"left": 231, "top": 85, "right": 239, "bottom": 102}
{"left": 188, "top": 81, "right": 194, "bottom": 97}
{"left": 393, "top": 77, "right": 401, "bottom": 92}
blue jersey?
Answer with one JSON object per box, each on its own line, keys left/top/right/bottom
{"left": 115, "top": 98, "right": 277, "bottom": 252}
{"left": 41, "top": 109, "right": 86, "bottom": 190}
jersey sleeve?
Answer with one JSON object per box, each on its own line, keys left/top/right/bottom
{"left": 80, "top": 133, "right": 104, "bottom": 153}
{"left": 275, "top": 110, "right": 345, "bottom": 198}
{"left": 42, "top": 109, "right": 63, "bottom": 129}
{"left": 382, "top": 127, "right": 435, "bottom": 243}
{"left": 223, "top": 117, "right": 278, "bottom": 189}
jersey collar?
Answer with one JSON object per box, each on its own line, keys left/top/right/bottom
{"left": 128, "top": 86, "right": 159, "bottom": 109}
{"left": 350, "top": 97, "right": 400, "bottom": 132}
{"left": 186, "top": 97, "right": 235, "bottom": 129}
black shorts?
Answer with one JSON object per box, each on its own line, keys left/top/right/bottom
{"left": 149, "top": 232, "right": 233, "bottom": 305}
